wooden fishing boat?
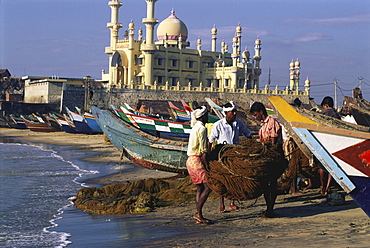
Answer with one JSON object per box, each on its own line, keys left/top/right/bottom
{"left": 75, "top": 107, "right": 103, "bottom": 133}
{"left": 5, "top": 116, "right": 28, "bottom": 129}
{"left": 20, "top": 115, "right": 60, "bottom": 132}
{"left": 91, "top": 106, "right": 188, "bottom": 174}
{"left": 297, "top": 107, "right": 369, "bottom": 132}
{"left": 66, "top": 107, "right": 101, "bottom": 134}
{"left": 168, "top": 101, "right": 190, "bottom": 122}
{"left": 0, "top": 117, "right": 10, "bottom": 128}
{"left": 348, "top": 103, "right": 370, "bottom": 128}
{"left": 111, "top": 105, "right": 191, "bottom": 139}
{"left": 269, "top": 96, "right": 370, "bottom": 217}
{"left": 83, "top": 112, "right": 103, "bottom": 133}
{"left": 50, "top": 113, "right": 78, "bottom": 133}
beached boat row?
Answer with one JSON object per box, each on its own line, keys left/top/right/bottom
{"left": 0, "top": 107, "right": 102, "bottom": 134}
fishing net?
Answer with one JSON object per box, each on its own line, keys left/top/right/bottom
{"left": 207, "top": 139, "right": 288, "bottom": 200}
{"left": 279, "top": 139, "right": 319, "bottom": 191}
{"left": 73, "top": 177, "right": 218, "bottom": 214}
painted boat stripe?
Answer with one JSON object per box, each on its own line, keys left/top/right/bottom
{"left": 268, "top": 96, "right": 320, "bottom": 125}
{"left": 292, "top": 127, "right": 356, "bottom": 193}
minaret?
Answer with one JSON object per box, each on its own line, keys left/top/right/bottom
{"left": 304, "top": 76, "right": 311, "bottom": 94}
{"left": 197, "top": 37, "right": 202, "bottom": 51}
{"left": 128, "top": 20, "right": 135, "bottom": 50}
{"left": 138, "top": 27, "right": 143, "bottom": 42}
{"left": 127, "top": 21, "right": 135, "bottom": 85}
{"left": 294, "top": 59, "right": 300, "bottom": 90}
{"left": 211, "top": 24, "right": 217, "bottom": 52}
{"left": 253, "top": 36, "right": 261, "bottom": 68}
{"left": 232, "top": 36, "right": 238, "bottom": 67}
{"left": 107, "top": 0, "right": 123, "bottom": 50}
{"left": 236, "top": 23, "right": 242, "bottom": 61}
{"left": 253, "top": 36, "right": 262, "bottom": 89}
{"left": 289, "top": 60, "right": 295, "bottom": 90}
{"left": 107, "top": 0, "right": 123, "bottom": 86}
{"left": 142, "top": 0, "right": 158, "bottom": 85}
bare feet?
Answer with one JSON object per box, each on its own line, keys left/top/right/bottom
{"left": 193, "top": 214, "right": 212, "bottom": 224}
{"left": 303, "top": 186, "right": 312, "bottom": 191}
{"left": 259, "top": 211, "right": 277, "bottom": 218}
{"left": 319, "top": 187, "right": 326, "bottom": 195}
{"left": 290, "top": 192, "right": 303, "bottom": 196}
{"left": 228, "top": 205, "right": 240, "bottom": 210}
{"left": 219, "top": 209, "right": 227, "bottom": 213}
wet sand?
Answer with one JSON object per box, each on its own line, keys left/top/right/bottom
{"left": 1, "top": 128, "right": 369, "bottom": 247}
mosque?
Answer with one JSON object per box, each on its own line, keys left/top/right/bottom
{"left": 101, "top": 0, "right": 309, "bottom": 94}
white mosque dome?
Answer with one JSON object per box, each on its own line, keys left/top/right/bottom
{"left": 157, "top": 9, "right": 188, "bottom": 41}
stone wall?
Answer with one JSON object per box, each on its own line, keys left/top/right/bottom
{"left": 61, "top": 87, "right": 85, "bottom": 112}
{"left": 90, "top": 88, "right": 310, "bottom": 111}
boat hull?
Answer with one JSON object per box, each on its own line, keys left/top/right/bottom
{"left": 21, "top": 117, "right": 60, "bottom": 132}
{"left": 91, "top": 106, "right": 188, "bottom": 174}
{"left": 269, "top": 96, "right": 370, "bottom": 217}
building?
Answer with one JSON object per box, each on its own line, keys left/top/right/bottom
{"left": 23, "top": 75, "right": 90, "bottom": 111}
{"left": 101, "top": 0, "right": 264, "bottom": 92}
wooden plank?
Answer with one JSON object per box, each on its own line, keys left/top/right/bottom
{"left": 289, "top": 122, "right": 370, "bottom": 139}
{"left": 268, "top": 96, "right": 320, "bottom": 125}
{"left": 268, "top": 96, "right": 314, "bottom": 160}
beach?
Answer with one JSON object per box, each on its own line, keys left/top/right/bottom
{"left": 1, "top": 128, "right": 369, "bottom": 247}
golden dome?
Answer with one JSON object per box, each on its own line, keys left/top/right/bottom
{"left": 255, "top": 36, "right": 261, "bottom": 45}
{"left": 295, "top": 59, "right": 300, "bottom": 67}
{"left": 236, "top": 23, "right": 242, "bottom": 33}
{"left": 242, "top": 47, "right": 250, "bottom": 59}
{"left": 290, "top": 60, "right": 295, "bottom": 68}
{"left": 211, "top": 24, "right": 217, "bottom": 35}
{"left": 157, "top": 9, "right": 188, "bottom": 41}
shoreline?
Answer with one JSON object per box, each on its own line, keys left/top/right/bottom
{"left": 1, "top": 128, "right": 369, "bottom": 247}
{"left": 0, "top": 128, "right": 177, "bottom": 185}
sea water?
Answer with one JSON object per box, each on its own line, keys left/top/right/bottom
{"left": 0, "top": 138, "right": 180, "bottom": 247}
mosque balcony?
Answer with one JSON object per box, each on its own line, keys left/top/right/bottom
{"left": 142, "top": 18, "right": 158, "bottom": 25}
{"left": 107, "top": 22, "right": 122, "bottom": 29}
{"left": 105, "top": 47, "right": 113, "bottom": 54}
{"left": 108, "top": 1, "right": 122, "bottom": 7}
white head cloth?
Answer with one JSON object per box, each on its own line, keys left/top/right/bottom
{"left": 223, "top": 101, "right": 237, "bottom": 113}
{"left": 191, "top": 106, "right": 208, "bottom": 127}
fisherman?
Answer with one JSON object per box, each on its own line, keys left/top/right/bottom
{"left": 319, "top": 96, "right": 340, "bottom": 195}
{"left": 250, "top": 102, "right": 284, "bottom": 218}
{"left": 208, "top": 101, "right": 252, "bottom": 212}
{"left": 186, "top": 106, "right": 212, "bottom": 224}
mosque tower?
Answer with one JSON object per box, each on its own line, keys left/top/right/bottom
{"left": 236, "top": 23, "right": 242, "bottom": 61}
{"left": 142, "top": 0, "right": 159, "bottom": 85}
{"left": 253, "top": 36, "right": 261, "bottom": 68}
{"left": 107, "top": 0, "right": 122, "bottom": 49}
{"left": 289, "top": 60, "right": 295, "bottom": 90}
{"left": 289, "top": 59, "right": 300, "bottom": 90}
{"left": 106, "top": 0, "right": 123, "bottom": 85}
{"left": 253, "top": 36, "right": 262, "bottom": 89}
{"left": 211, "top": 25, "right": 217, "bottom": 52}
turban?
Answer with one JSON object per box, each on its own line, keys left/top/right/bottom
{"left": 223, "top": 101, "right": 237, "bottom": 113}
{"left": 191, "top": 106, "right": 208, "bottom": 127}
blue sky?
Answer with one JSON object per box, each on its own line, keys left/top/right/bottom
{"left": 1, "top": 0, "right": 369, "bottom": 104}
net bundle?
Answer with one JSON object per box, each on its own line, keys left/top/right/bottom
{"left": 207, "top": 139, "right": 287, "bottom": 201}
